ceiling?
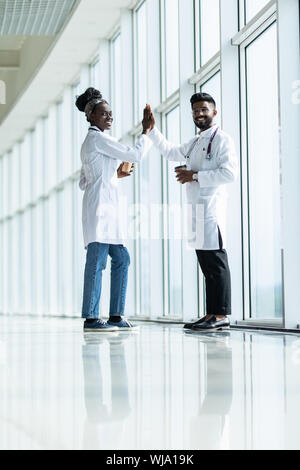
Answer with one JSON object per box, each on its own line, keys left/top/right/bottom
{"left": 0, "top": 0, "right": 77, "bottom": 35}
{"left": 0, "top": 0, "right": 133, "bottom": 155}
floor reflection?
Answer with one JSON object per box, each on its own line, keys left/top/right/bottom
{"left": 185, "top": 332, "right": 233, "bottom": 449}
{"left": 0, "top": 316, "right": 299, "bottom": 449}
{"left": 82, "top": 334, "right": 131, "bottom": 449}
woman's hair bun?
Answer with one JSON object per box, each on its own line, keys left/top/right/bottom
{"left": 75, "top": 87, "right": 103, "bottom": 112}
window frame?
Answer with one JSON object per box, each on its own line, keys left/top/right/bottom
{"left": 238, "top": 14, "right": 282, "bottom": 323}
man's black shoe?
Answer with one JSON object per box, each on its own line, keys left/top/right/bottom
{"left": 183, "top": 316, "right": 207, "bottom": 329}
{"left": 192, "top": 315, "right": 230, "bottom": 332}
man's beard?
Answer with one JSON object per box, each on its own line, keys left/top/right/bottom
{"left": 194, "top": 116, "right": 214, "bottom": 130}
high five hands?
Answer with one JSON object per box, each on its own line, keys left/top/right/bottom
{"left": 142, "top": 104, "right": 155, "bottom": 135}
{"left": 118, "top": 104, "right": 155, "bottom": 179}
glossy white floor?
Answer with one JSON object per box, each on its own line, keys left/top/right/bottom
{"left": 0, "top": 315, "right": 300, "bottom": 450}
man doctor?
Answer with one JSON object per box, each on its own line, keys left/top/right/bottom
{"left": 147, "top": 93, "right": 238, "bottom": 332}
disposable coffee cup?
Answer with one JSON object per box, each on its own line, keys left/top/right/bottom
{"left": 175, "top": 165, "right": 187, "bottom": 171}
{"left": 122, "top": 162, "right": 133, "bottom": 174}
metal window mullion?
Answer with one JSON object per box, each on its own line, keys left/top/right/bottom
{"left": 193, "top": 0, "right": 200, "bottom": 72}
{"left": 160, "top": 0, "right": 167, "bottom": 102}
{"left": 239, "top": 42, "right": 251, "bottom": 321}
{"left": 238, "top": 14, "right": 277, "bottom": 48}
{"left": 133, "top": 8, "right": 138, "bottom": 125}
{"left": 197, "top": 65, "right": 221, "bottom": 90}
{"left": 155, "top": 88, "right": 180, "bottom": 114}
{"left": 231, "top": 0, "right": 277, "bottom": 45}
{"left": 189, "top": 52, "right": 221, "bottom": 85}
{"left": 239, "top": 0, "right": 245, "bottom": 29}
{"left": 161, "top": 114, "right": 169, "bottom": 317}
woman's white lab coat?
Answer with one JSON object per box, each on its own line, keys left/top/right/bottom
{"left": 79, "top": 126, "right": 152, "bottom": 248}
{"left": 148, "top": 125, "right": 238, "bottom": 250}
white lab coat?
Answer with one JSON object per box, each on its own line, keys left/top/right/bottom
{"left": 148, "top": 125, "right": 238, "bottom": 250}
{"left": 79, "top": 126, "right": 152, "bottom": 248}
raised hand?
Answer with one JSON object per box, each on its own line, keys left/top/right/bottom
{"left": 142, "top": 104, "right": 155, "bottom": 135}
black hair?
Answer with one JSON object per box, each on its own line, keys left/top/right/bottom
{"left": 190, "top": 92, "right": 216, "bottom": 109}
{"left": 75, "top": 87, "right": 107, "bottom": 112}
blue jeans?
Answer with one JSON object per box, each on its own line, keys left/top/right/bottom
{"left": 81, "top": 243, "right": 130, "bottom": 319}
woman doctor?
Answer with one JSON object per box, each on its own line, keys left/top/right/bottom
{"left": 76, "top": 87, "right": 153, "bottom": 332}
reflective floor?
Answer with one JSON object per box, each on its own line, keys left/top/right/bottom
{"left": 0, "top": 315, "right": 300, "bottom": 450}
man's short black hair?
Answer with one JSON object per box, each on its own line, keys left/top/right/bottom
{"left": 190, "top": 92, "right": 216, "bottom": 108}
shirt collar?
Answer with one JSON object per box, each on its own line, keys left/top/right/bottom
{"left": 198, "top": 123, "right": 218, "bottom": 138}
{"left": 89, "top": 125, "right": 101, "bottom": 132}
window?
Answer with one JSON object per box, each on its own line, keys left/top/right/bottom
{"left": 34, "top": 119, "right": 44, "bottom": 197}
{"left": 165, "top": 106, "right": 183, "bottom": 317}
{"left": 200, "top": 71, "right": 221, "bottom": 126}
{"left": 20, "top": 134, "right": 31, "bottom": 207}
{"left": 163, "top": 0, "right": 179, "bottom": 97}
{"left": 90, "top": 59, "right": 100, "bottom": 88}
{"left": 111, "top": 34, "right": 122, "bottom": 139}
{"left": 135, "top": 2, "right": 148, "bottom": 122}
{"left": 44, "top": 108, "right": 57, "bottom": 192}
{"left": 137, "top": 157, "right": 151, "bottom": 317}
{"left": 72, "top": 83, "right": 82, "bottom": 172}
{"left": 196, "top": 0, "right": 220, "bottom": 68}
{"left": 245, "top": 23, "right": 282, "bottom": 319}
{"left": 245, "top": 0, "right": 270, "bottom": 24}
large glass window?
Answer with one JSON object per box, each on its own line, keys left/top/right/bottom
{"left": 137, "top": 156, "right": 151, "bottom": 318}
{"left": 90, "top": 59, "right": 100, "bottom": 88}
{"left": 166, "top": 106, "right": 183, "bottom": 317}
{"left": 164, "top": 0, "right": 179, "bottom": 97}
{"left": 34, "top": 119, "right": 44, "bottom": 198}
{"left": 200, "top": 72, "right": 221, "bottom": 126}
{"left": 245, "top": 0, "right": 270, "bottom": 24}
{"left": 135, "top": 1, "right": 148, "bottom": 122}
{"left": 61, "top": 89, "right": 73, "bottom": 181}
{"left": 44, "top": 108, "right": 57, "bottom": 192}
{"left": 196, "top": 0, "right": 220, "bottom": 67}
{"left": 111, "top": 34, "right": 122, "bottom": 139}
{"left": 72, "top": 83, "right": 82, "bottom": 172}
{"left": 245, "top": 23, "right": 282, "bottom": 319}
{"left": 20, "top": 134, "right": 31, "bottom": 207}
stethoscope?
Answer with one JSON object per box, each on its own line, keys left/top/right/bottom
{"left": 186, "top": 127, "right": 219, "bottom": 162}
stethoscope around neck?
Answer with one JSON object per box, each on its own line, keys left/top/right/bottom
{"left": 186, "top": 126, "right": 219, "bottom": 161}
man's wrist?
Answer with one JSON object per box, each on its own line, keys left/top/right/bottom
{"left": 192, "top": 172, "right": 198, "bottom": 182}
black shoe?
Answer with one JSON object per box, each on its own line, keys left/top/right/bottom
{"left": 183, "top": 316, "right": 207, "bottom": 330}
{"left": 192, "top": 315, "right": 230, "bottom": 332}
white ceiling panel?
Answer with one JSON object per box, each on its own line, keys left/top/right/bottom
{"left": 0, "top": 0, "right": 77, "bottom": 35}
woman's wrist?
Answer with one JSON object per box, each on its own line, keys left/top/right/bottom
{"left": 142, "top": 126, "right": 154, "bottom": 135}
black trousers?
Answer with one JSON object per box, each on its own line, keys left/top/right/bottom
{"left": 195, "top": 228, "right": 231, "bottom": 316}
